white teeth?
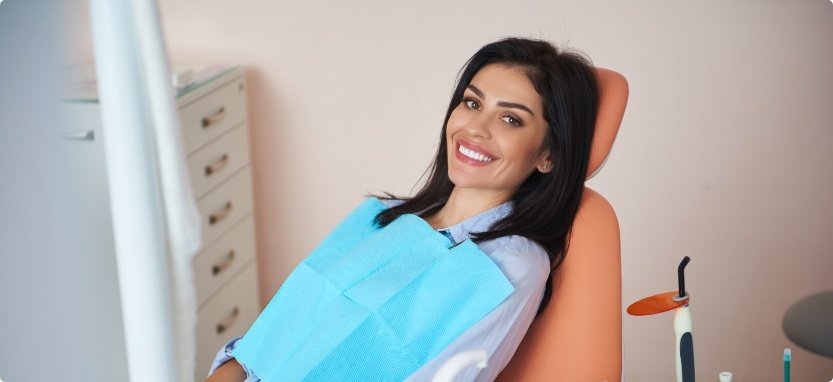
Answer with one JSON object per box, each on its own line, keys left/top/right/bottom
{"left": 458, "top": 144, "right": 493, "bottom": 163}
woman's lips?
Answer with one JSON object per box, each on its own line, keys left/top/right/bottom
{"left": 455, "top": 140, "right": 496, "bottom": 166}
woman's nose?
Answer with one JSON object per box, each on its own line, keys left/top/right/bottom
{"left": 465, "top": 113, "right": 492, "bottom": 140}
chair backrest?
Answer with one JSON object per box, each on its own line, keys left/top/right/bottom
{"left": 497, "top": 68, "right": 629, "bottom": 381}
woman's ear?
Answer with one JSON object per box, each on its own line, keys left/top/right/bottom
{"left": 537, "top": 151, "right": 553, "bottom": 173}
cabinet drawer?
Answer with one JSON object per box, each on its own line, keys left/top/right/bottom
{"left": 197, "top": 166, "right": 254, "bottom": 245}
{"left": 195, "top": 262, "right": 260, "bottom": 381}
{"left": 193, "top": 216, "right": 257, "bottom": 307}
{"left": 187, "top": 124, "right": 251, "bottom": 198}
{"left": 180, "top": 77, "right": 247, "bottom": 154}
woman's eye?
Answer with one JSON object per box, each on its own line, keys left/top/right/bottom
{"left": 463, "top": 98, "right": 481, "bottom": 110}
{"left": 501, "top": 115, "right": 522, "bottom": 126}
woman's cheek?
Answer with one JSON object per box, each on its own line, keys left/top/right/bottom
{"left": 447, "top": 109, "right": 474, "bottom": 136}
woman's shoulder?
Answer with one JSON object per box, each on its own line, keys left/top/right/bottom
{"left": 479, "top": 235, "right": 550, "bottom": 288}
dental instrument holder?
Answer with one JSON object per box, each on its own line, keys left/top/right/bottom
{"left": 627, "top": 256, "right": 695, "bottom": 382}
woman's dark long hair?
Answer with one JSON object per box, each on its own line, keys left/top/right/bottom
{"left": 374, "top": 37, "right": 599, "bottom": 312}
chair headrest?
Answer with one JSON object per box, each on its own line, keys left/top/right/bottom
{"left": 587, "top": 68, "right": 629, "bottom": 179}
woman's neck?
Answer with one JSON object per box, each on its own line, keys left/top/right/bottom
{"left": 424, "top": 187, "right": 512, "bottom": 229}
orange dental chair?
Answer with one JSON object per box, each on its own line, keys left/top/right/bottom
{"left": 498, "top": 68, "right": 629, "bottom": 381}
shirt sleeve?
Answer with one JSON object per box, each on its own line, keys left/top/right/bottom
{"left": 404, "top": 237, "right": 550, "bottom": 382}
{"left": 206, "top": 336, "right": 261, "bottom": 381}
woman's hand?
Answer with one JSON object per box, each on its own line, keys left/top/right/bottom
{"left": 204, "top": 359, "right": 247, "bottom": 382}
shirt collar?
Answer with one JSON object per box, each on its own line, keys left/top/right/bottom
{"left": 439, "top": 201, "right": 514, "bottom": 243}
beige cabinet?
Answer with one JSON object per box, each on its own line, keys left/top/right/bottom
{"left": 180, "top": 67, "right": 260, "bottom": 380}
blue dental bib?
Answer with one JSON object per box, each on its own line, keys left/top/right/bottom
{"left": 234, "top": 198, "right": 514, "bottom": 381}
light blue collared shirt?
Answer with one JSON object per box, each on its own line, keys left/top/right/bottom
{"left": 208, "top": 199, "right": 550, "bottom": 381}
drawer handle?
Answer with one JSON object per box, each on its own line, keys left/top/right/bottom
{"left": 204, "top": 153, "right": 229, "bottom": 177}
{"left": 63, "top": 130, "right": 95, "bottom": 141}
{"left": 216, "top": 306, "right": 239, "bottom": 335}
{"left": 208, "top": 202, "right": 233, "bottom": 226}
{"left": 201, "top": 106, "right": 226, "bottom": 129}
{"left": 211, "top": 250, "right": 236, "bottom": 276}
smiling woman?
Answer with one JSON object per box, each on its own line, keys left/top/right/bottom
{"left": 206, "top": 37, "right": 607, "bottom": 382}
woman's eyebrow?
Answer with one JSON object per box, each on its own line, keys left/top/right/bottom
{"left": 466, "top": 84, "right": 536, "bottom": 117}
{"left": 467, "top": 84, "right": 485, "bottom": 98}
{"left": 497, "top": 101, "right": 535, "bottom": 117}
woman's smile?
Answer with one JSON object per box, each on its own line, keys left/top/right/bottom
{"left": 456, "top": 139, "right": 497, "bottom": 165}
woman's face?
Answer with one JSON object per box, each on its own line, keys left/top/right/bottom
{"left": 446, "top": 64, "right": 552, "bottom": 194}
